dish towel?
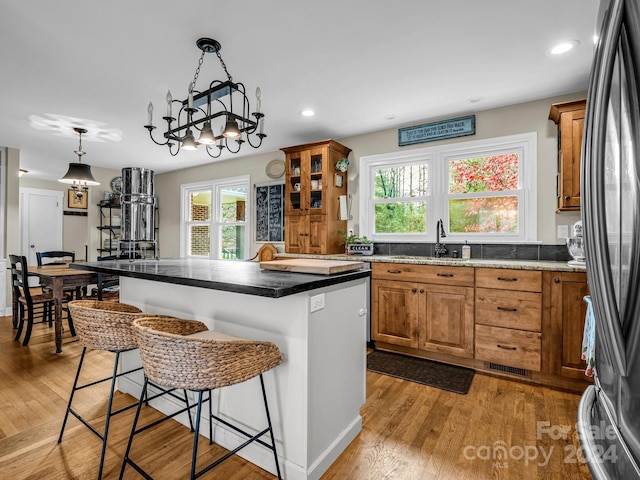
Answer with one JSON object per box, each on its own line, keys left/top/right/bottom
{"left": 582, "top": 295, "right": 596, "bottom": 377}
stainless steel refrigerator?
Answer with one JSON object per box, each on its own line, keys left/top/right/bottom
{"left": 578, "top": 0, "right": 640, "bottom": 478}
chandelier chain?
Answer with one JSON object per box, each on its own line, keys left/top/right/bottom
{"left": 190, "top": 50, "right": 206, "bottom": 92}
{"left": 216, "top": 50, "right": 233, "bottom": 82}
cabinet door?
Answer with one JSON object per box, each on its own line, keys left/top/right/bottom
{"left": 419, "top": 284, "right": 474, "bottom": 358}
{"left": 558, "top": 109, "right": 584, "bottom": 210}
{"left": 307, "top": 147, "right": 326, "bottom": 215}
{"left": 371, "top": 279, "right": 420, "bottom": 348}
{"left": 285, "top": 215, "right": 307, "bottom": 253}
{"left": 307, "top": 215, "right": 327, "bottom": 254}
{"left": 550, "top": 272, "right": 591, "bottom": 379}
{"left": 285, "top": 150, "right": 306, "bottom": 215}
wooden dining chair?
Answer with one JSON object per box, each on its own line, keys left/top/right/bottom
{"left": 36, "top": 250, "right": 85, "bottom": 300}
{"left": 9, "top": 254, "right": 76, "bottom": 346}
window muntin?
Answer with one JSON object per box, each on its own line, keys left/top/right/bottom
{"left": 359, "top": 133, "right": 536, "bottom": 243}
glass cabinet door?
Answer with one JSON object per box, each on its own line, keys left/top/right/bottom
{"left": 286, "top": 153, "right": 303, "bottom": 214}
{"left": 308, "top": 150, "right": 324, "bottom": 213}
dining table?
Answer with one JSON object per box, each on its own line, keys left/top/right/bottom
{"left": 25, "top": 264, "right": 117, "bottom": 353}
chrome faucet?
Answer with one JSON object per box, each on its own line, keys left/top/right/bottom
{"left": 435, "top": 219, "right": 448, "bottom": 258}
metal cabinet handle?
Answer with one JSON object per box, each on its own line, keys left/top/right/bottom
{"left": 437, "top": 273, "right": 454, "bottom": 277}
{"left": 419, "top": 289, "right": 425, "bottom": 293}
{"left": 565, "top": 195, "right": 571, "bottom": 201}
{"left": 497, "top": 307, "right": 517, "bottom": 312}
{"left": 411, "top": 288, "right": 417, "bottom": 293}
{"left": 387, "top": 269, "right": 402, "bottom": 274}
{"left": 497, "top": 344, "right": 517, "bottom": 351}
{"left": 554, "top": 278, "right": 561, "bottom": 284}
{"left": 497, "top": 277, "right": 517, "bottom": 282}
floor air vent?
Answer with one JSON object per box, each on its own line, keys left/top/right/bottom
{"left": 487, "top": 363, "right": 529, "bottom": 377}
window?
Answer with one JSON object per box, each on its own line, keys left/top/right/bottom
{"left": 360, "top": 133, "right": 537, "bottom": 243}
{"left": 181, "top": 175, "right": 250, "bottom": 259}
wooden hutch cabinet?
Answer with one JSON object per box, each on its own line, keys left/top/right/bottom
{"left": 281, "top": 139, "right": 351, "bottom": 254}
{"left": 549, "top": 99, "right": 586, "bottom": 211}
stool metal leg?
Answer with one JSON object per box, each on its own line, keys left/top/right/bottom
{"left": 260, "top": 374, "right": 283, "bottom": 480}
{"left": 58, "top": 346, "right": 88, "bottom": 443}
{"left": 190, "top": 391, "right": 205, "bottom": 480}
{"left": 119, "top": 376, "right": 150, "bottom": 480}
{"left": 96, "top": 350, "right": 121, "bottom": 479}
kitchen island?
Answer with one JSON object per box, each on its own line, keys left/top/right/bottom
{"left": 72, "top": 258, "right": 371, "bottom": 480}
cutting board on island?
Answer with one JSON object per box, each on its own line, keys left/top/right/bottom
{"left": 260, "top": 258, "right": 365, "bottom": 275}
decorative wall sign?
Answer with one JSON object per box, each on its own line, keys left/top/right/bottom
{"left": 255, "top": 182, "right": 284, "bottom": 242}
{"left": 398, "top": 115, "right": 476, "bottom": 146}
{"left": 67, "top": 189, "right": 88, "bottom": 209}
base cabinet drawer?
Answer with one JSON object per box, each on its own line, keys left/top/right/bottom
{"left": 475, "top": 288, "right": 542, "bottom": 332}
{"left": 475, "top": 324, "right": 542, "bottom": 372}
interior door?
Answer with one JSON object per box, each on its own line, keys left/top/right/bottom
{"left": 20, "top": 187, "right": 63, "bottom": 266}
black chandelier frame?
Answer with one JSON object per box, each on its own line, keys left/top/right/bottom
{"left": 144, "top": 38, "right": 266, "bottom": 158}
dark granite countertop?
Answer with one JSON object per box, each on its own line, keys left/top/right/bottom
{"left": 71, "top": 258, "right": 371, "bottom": 298}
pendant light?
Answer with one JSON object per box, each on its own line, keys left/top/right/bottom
{"left": 58, "top": 127, "right": 99, "bottom": 191}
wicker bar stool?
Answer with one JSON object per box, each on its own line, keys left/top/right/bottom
{"left": 120, "top": 316, "right": 283, "bottom": 480}
{"left": 59, "top": 300, "right": 194, "bottom": 480}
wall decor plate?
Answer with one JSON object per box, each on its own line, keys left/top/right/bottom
{"left": 266, "top": 159, "right": 285, "bottom": 179}
{"left": 110, "top": 176, "right": 122, "bottom": 194}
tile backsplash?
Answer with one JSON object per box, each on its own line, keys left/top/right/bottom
{"left": 373, "top": 242, "right": 571, "bottom": 262}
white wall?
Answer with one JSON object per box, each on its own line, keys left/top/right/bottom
{"left": 155, "top": 92, "right": 584, "bottom": 257}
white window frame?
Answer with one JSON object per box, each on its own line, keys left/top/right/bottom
{"left": 180, "top": 175, "right": 251, "bottom": 259}
{"left": 359, "top": 132, "right": 537, "bottom": 243}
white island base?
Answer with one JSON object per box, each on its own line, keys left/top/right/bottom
{"left": 117, "top": 275, "right": 368, "bottom": 480}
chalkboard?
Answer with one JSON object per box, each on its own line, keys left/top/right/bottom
{"left": 255, "top": 182, "right": 284, "bottom": 242}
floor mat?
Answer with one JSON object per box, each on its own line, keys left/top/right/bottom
{"left": 367, "top": 350, "right": 475, "bottom": 395}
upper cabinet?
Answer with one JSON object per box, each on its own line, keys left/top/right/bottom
{"left": 281, "top": 139, "right": 351, "bottom": 254}
{"left": 549, "top": 99, "right": 586, "bottom": 211}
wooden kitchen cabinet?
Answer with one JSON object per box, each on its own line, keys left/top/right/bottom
{"left": 371, "top": 263, "right": 474, "bottom": 358}
{"left": 281, "top": 139, "right": 351, "bottom": 254}
{"left": 284, "top": 214, "right": 327, "bottom": 254}
{"left": 550, "top": 271, "right": 591, "bottom": 380}
{"left": 549, "top": 99, "right": 586, "bottom": 211}
{"left": 474, "top": 268, "right": 543, "bottom": 372}
{"left": 371, "top": 279, "right": 420, "bottom": 348}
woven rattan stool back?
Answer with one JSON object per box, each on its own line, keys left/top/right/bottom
{"left": 68, "top": 300, "right": 144, "bottom": 351}
{"left": 133, "top": 316, "right": 283, "bottom": 391}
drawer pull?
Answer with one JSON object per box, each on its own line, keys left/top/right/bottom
{"left": 437, "top": 273, "right": 454, "bottom": 277}
{"left": 387, "top": 269, "right": 402, "bottom": 274}
{"left": 497, "top": 277, "right": 518, "bottom": 282}
{"left": 497, "top": 344, "right": 517, "bottom": 351}
{"left": 497, "top": 307, "right": 518, "bottom": 312}
{"left": 411, "top": 288, "right": 417, "bottom": 293}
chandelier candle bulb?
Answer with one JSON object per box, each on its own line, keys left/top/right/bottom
{"left": 166, "top": 90, "right": 172, "bottom": 118}
{"left": 255, "top": 86, "right": 262, "bottom": 114}
{"left": 259, "top": 117, "right": 264, "bottom": 135}
{"left": 147, "top": 102, "right": 153, "bottom": 126}
{"left": 188, "top": 84, "right": 193, "bottom": 109}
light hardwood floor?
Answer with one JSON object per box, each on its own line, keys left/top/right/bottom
{"left": 0, "top": 316, "right": 592, "bottom": 479}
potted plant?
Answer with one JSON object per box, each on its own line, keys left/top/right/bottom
{"left": 338, "top": 231, "right": 375, "bottom": 256}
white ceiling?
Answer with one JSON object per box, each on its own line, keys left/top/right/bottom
{"left": 0, "top": 0, "right": 599, "bottom": 181}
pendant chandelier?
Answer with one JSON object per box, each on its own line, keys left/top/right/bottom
{"left": 58, "top": 127, "right": 99, "bottom": 192}
{"left": 144, "top": 37, "right": 266, "bottom": 158}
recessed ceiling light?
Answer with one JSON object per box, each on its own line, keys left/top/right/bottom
{"left": 300, "top": 109, "right": 315, "bottom": 117}
{"left": 548, "top": 40, "right": 580, "bottom": 55}
{"left": 468, "top": 96, "right": 484, "bottom": 104}
{"left": 384, "top": 114, "right": 397, "bottom": 120}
